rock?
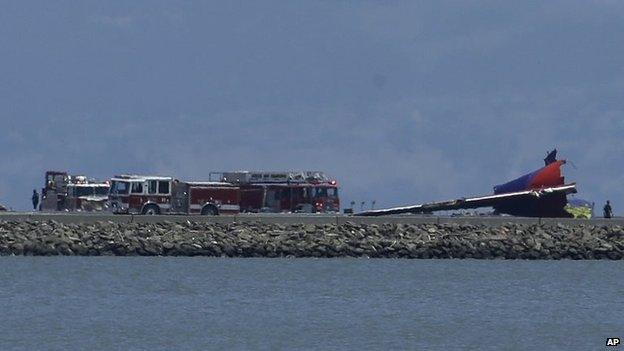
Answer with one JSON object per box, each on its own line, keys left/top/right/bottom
{"left": 0, "top": 220, "right": 620, "bottom": 259}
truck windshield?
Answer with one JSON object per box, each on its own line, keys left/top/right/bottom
{"left": 314, "top": 187, "right": 338, "bottom": 198}
{"left": 95, "top": 187, "right": 110, "bottom": 196}
{"left": 110, "top": 181, "right": 130, "bottom": 195}
{"left": 74, "top": 187, "right": 94, "bottom": 197}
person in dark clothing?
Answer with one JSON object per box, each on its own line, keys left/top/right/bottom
{"left": 31, "top": 189, "right": 39, "bottom": 211}
{"left": 544, "top": 149, "right": 557, "bottom": 166}
{"left": 603, "top": 200, "right": 613, "bottom": 218}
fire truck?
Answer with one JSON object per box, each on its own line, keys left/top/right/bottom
{"left": 214, "top": 171, "right": 340, "bottom": 213}
{"left": 108, "top": 171, "right": 339, "bottom": 215}
{"left": 108, "top": 175, "right": 240, "bottom": 215}
{"left": 40, "top": 171, "right": 110, "bottom": 212}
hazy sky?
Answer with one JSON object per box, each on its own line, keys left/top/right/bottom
{"left": 1, "top": 1, "right": 623, "bottom": 212}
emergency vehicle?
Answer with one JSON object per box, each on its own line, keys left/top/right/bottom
{"left": 108, "top": 175, "right": 240, "bottom": 215}
{"left": 108, "top": 171, "right": 340, "bottom": 215}
{"left": 214, "top": 171, "right": 340, "bottom": 213}
{"left": 40, "top": 171, "right": 110, "bottom": 212}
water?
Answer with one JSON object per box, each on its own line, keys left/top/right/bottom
{"left": 0, "top": 258, "right": 621, "bottom": 351}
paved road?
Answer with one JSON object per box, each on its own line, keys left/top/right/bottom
{"left": 0, "top": 212, "right": 622, "bottom": 226}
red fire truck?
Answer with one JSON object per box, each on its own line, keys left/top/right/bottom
{"left": 108, "top": 171, "right": 340, "bottom": 215}
{"left": 40, "top": 171, "right": 110, "bottom": 212}
{"left": 215, "top": 171, "right": 340, "bottom": 213}
{"left": 108, "top": 175, "right": 240, "bottom": 215}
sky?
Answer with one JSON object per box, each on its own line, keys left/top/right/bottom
{"left": 1, "top": 1, "right": 624, "bottom": 212}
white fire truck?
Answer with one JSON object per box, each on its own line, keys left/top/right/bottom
{"left": 40, "top": 171, "right": 110, "bottom": 212}
{"left": 108, "top": 171, "right": 340, "bottom": 215}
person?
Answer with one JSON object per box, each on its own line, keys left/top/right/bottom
{"left": 544, "top": 148, "right": 557, "bottom": 166}
{"left": 603, "top": 200, "right": 613, "bottom": 219}
{"left": 31, "top": 189, "right": 39, "bottom": 211}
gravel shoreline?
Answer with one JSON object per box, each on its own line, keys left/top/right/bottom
{"left": 0, "top": 220, "right": 622, "bottom": 259}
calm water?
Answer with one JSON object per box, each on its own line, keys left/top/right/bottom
{"left": 0, "top": 258, "right": 621, "bottom": 351}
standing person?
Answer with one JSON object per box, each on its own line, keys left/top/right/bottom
{"left": 603, "top": 200, "right": 613, "bottom": 219}
{"left": 544, "top": 148, "right": 557, "bottom": 166}
{"left": 31, "top": 189, "right": 39, "bottom": 211}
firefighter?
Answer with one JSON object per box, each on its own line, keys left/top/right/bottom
{"left": 603, "top": 200, "right": 613, "bottom": 219}
{"left": 32, "top": 189, "right": 39, "bottom": 211}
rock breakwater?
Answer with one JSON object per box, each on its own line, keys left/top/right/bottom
{"left": 0, "top": 220, "right": 622, "bottom": 259}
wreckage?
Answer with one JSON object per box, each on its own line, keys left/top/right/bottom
{"left": 358, "top": 150, "right": 589, "bottom": 218}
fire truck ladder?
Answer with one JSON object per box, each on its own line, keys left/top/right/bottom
{"left": 210, "top": 171, "right": 328, "bottom": 184}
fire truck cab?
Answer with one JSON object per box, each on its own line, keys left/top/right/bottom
{"left": 65, "top": 181, "right": 110, "bottom": 211}
{"left": 109, "top": 175, "right": 174, "bottom": 215}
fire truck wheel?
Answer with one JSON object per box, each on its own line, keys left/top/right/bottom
{"left": 201, "top": 205, "right": 219, "bottom": 216}
{"left": 142, "top": 204, "right": 161, "bottom": 215}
